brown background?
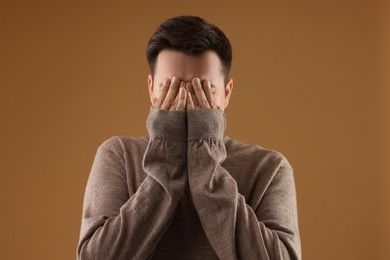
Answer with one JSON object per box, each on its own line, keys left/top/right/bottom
{"left": 0, "top": 1, "right": 388, "bottom": 259}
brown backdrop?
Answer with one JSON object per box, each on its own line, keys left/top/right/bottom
{"left": 1, "top": 1, "right": 388, "bottom": 259}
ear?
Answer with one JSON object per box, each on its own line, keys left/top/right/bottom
{"left": 147, "top": 74, "right": 154, "bottom": 105}
{"left": 224, "top": 78, "right": 234, "bottom": 108}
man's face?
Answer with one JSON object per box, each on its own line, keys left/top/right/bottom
{"left": 147, "top": 49, "right": 233, "bottom": 111}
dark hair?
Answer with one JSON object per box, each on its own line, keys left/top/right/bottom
{"left": 146, "top": 15, "right": 232, "bottom": 86}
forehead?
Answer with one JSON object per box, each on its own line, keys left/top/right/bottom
{"left": 154, "top": 49, "right": 223, "bottom": 82}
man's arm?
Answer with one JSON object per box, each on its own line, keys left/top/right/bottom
{"left": 77, "top": 76, "right": 188, "bottom": 259}
{"left": 186, "top": 108, "right": 301, "bottom": 260}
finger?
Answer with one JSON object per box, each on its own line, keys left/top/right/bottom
{"left": 154, "top": 79, "right": 170, "bottom": 108}
{"left": 169, "top": 91, "right": 180, "bottom": 111}
{"left": 176, "top": 86, "right": 187, "bottom": 111}
{"left": 192, "top": 77, "right": 210, "bottom": 109}
{"left": 187, "top": 92, "right": 195, "bottom": 110}
{"left": 169, "top": 81, "right": 184, "bottom": 111}
{"left": 161, "top": 75, "right": 180, "bottom": 110}
{"left": 186, "top": 82, "right": 200, "bottom": 109}
{"left": 203, "top": 80, "right": 217, "bottom": 109}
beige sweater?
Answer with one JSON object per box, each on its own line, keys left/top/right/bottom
{"left": 76, "top": 106, "right": 301, "bottom": 259}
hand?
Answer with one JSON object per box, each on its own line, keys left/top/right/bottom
{"left": 152, "top": 75, "right": 187, "bottom": 111}
{"left": 185, "top": 77, "right": 221, "bottom": 111}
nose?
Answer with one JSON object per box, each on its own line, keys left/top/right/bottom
{"left": 180, "top": 80, "right": 191, "bottom": 84}
{"left": 180, "top": 77, "right": 203, "bottom": 85}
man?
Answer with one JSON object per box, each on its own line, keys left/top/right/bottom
{"left": 77, "top": 15, "right": 301, "bottom": 259}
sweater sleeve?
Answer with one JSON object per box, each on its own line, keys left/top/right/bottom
{"left": 186, "top": 108, "right": 301, "bottom": 260}
{"left": 76, "top": 106, "right": 187, "bottom": 260}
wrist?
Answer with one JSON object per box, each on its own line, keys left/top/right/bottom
{"left": 146, "top": 106, "right": 187, "bottom": 142}
{"left": 186, "top": 108, "right": 226, "bottom": 140}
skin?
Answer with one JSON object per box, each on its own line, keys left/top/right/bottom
{"left": 147, "top": 49, "right": 234, "bottom": 111}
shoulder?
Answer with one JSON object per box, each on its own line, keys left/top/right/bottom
{"left": 223, "top": 136, "right": 295, "bottom": 205}
{"left": 224, "top": 135, "right": 293, "bottom": 171}
{"left": 96, "top": 135, "right": 149, "bottom": 157}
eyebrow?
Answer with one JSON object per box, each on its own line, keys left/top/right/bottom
{"left": 159, "top": 80, "right": 217, "bottom": 88}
